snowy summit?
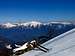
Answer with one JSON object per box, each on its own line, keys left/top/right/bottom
{"left": 2, "top": 23, "right": 16, "bottom": 28}
{"left": 21, "top": 21, "right": 42, "bottom": 27}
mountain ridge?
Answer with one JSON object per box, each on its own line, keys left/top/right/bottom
{"left": 0, "top": 21, "right": 74, "bottom": 44}
{"left": 0, "top": 21, "right": 72, "bottom": 28}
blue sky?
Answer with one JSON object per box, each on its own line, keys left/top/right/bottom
{"left": 0, "top": 0, "right": 75, "bottom": 23}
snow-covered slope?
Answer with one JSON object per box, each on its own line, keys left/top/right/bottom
{"left": 20, "top": 28, "right": 75, "bottom": 56}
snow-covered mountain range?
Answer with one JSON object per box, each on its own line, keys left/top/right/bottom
{"left": 1, "top": 21, "right": 42, "bottom": 28}
{"left": 0, "top": 21, "right": 75, "bottom": 45}
{"left": 0, "top": 21, "right": 73, "bottom": 28}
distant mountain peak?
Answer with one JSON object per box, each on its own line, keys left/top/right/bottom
{"left": 2, "top": 23, "right": 16, "bottom": 28}
{"left": 21, "top": 21, "right": 42, "bottom": 27}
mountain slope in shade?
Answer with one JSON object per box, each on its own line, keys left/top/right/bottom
{"left": 19, "top": 28, "right": 75, "bottom": 56}
{"left": 0, "top": 21, "right": 75, "bottom": 44}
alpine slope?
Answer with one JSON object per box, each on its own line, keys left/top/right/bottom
{"left": 19, "top": 28, "right": 75, "bottom": 56}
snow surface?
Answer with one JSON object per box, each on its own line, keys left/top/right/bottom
{"left": 6, "top": 44, "right": 12, "bottom": 49}
{"left": 19, "top": 28, "right": 75, "bottom": 56}
{"left": 13, "top": 42, "right": 28, "bottom": 52}
{"left": 13, "top": 40, "right": 36, "bottom": 52}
